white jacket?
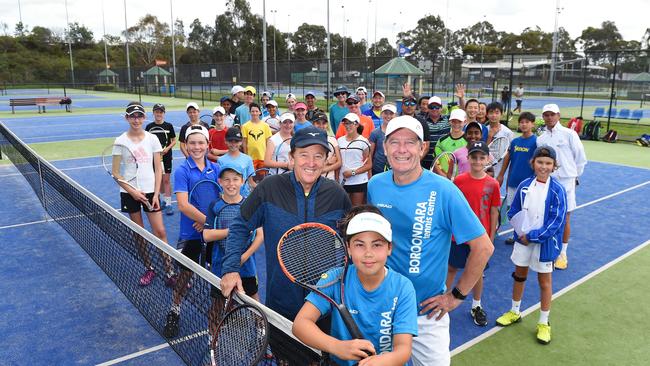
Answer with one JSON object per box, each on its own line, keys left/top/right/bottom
{"left": 537, "top": 122, "right": 587, "bottom": 179}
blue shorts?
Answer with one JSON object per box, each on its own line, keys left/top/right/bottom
{"left": 449, "top": 241, "right": 489, "bottom": 270}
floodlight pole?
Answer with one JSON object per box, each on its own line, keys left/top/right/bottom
{"left": 262, "top": 0, "right": 268, "bottom": 91}
{"left": 123, "top": 0, "right": 132, "bottom": 87}
{"left": 271, "top": 10, "right": 277, "bottom": 82}
{"left": 102, "top": 0, "right": 110, "bottom": 84}
{"left": 327, "top": 0, "right": 331, "bottom": 109}
{"left": 549, "top": 0, "right": 562, "bottom": 91}
{"left": 479, "top": 15, "right": 486, "bottom": 97}
{"left": 18, "top": 0, "right": 23, "bottom": 24}
{"left": 342, "top": 5, "right": 346, "bottom": 77}
{"left": 170, "top": 0, "right": 177, "bottom": 91}
{"left": 64, "top": 0, "right": 75, "bottom": 87}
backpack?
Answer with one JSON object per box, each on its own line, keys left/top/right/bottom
{"left": 581, "top": 121, "right": 594, "bottom": 140}
{"left": 590, "top": 121, "right": 602, "bottom": 141}
{"left": 602, "top": 129, "right": 618, "bottom": 143}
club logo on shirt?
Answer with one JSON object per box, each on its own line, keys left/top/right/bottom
{"left": 378, "top": 296, "right": 399, "bottom": 354}
{"left": 376, "top": 203, "right": 393, "bottom": 209}
{"left": 409, "top": 191, "right": 437, "bottom": 274}
{"left": 249, "top": 130, "right": 265, "bottom": 141}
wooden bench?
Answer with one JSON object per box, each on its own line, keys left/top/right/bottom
{"left": 9, "top": 97, "right": 70, "bottom": 114}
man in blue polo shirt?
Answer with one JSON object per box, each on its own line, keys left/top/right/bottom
{"left": 368, "top": 116, "right": 493, "bottom": 366}
{"left": 163, "top": 125, "right": 221, "bottom": 339}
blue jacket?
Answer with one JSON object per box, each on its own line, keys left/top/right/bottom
{"left": 362, "top": 108, "right": 382, "bottom": 129}
{"left": 222, "top": 173, "right": 351, "bottom": 320}
{"left": 508, "top": 176, "right": 567, "bottom": 262}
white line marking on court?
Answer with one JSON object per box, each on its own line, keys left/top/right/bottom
{"left": 0, "top": 219, "right": 49, "bottom": 230}
{"left": 497, "top": 179, "right": 650, "bottom": 237}
{"left": 451, "top": 238, "right": 650, "bottom": 356}
{"left": 0, "top": 157, "right": 185, "bottom": 178}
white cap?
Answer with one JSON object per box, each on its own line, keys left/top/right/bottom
{"left": 356, "top": 86, "right": 368, "bottom": 95}
{"left": 286, "top": 93, "right": 297, "bottom": 101}
{"left": 449, "top": 108, "right": 467, "bottom": 122}
{"left": 381, "top": 104, "right": 397, "bottom": 114}
{"left": 346, "top": 212, "right": 392, "bottom": 242}
{"left": 428, "top": 96, "right": 443, "bottom": 106}
{"left": 231, "top": 85, "right": 245, "bottom": 95}
{"left": 279, "top": 112, "right": 295, "bottom": 122}
{"left": 186, "top": 102, "right": 200, "bottom": 111}
{"left": 184, "top": 125, "right": 209, "bottom": 141}
{"left": 212, "top": 106, "right": 226, "bottom": 115}
{"left": 542, "top": 103, "right": 560, "bottom": 114}
{"left": 342, "top": 112, "right": 360, "bottom": 123}
{"left": 261, "top": 91, "right": 273, "bottom": 98}
{"left": 386, "top": 115, "right": 424, "bottom": 140}
{"left": 266, "top": 100, "right": 278, "bottom": 107}
{"left": 372, "top": 90, "right": 385, "bottom": 98}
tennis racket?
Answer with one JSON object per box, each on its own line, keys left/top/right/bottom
{"left": 247, "top": 167, "right": 271, "bottom": 184}
{"left": 486, "top": 137, "right": 509, "bottom": 169}
{"left": 147, "top": 125, "right": 170, "bottom": 161}
{"left": 213, "top": 203, "right": 241, "bottom": 252}
{"left": 189, "top": 178, "right": 222, "bottom": 267}
{"left": 432, "top": 151, "right": 459, "bottom": 181}
{"left": 208, "top": 293, "right": 269, "bottom": 366}
{"left": 273, "top": 137, "right": 292, "bottom": 174}
{"left": 201, "top": 114, "right": 214, "bottom": 127}
{"left": 277, "top": 223, "right": 372, "bottom": 356}
{"left": 340, "top": 139, "right": 370, "bottom": 185}
{"left": 102, "top": 143, "right": 153, "bottom": 211}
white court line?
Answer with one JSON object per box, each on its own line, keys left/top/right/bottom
{"left": 451, "top": 238, "right": 650, "bottom": 356}
{"left": 0, "top": 219, "right": 48, "bottom": 230}
{"left": 0, "top": 157, "right": 185, "bottom": 178}
{"left": 497, "top": 179, "right": 650, "bottom": 237}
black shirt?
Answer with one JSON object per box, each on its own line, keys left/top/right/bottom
{"left": 178, "top": 121, "right": 210, "bottom": 143}
{"left": 145, "top": 121, "right": 176, "bottom": 158}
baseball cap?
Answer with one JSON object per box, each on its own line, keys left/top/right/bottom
{"left": 346, "top": 212, "right": 392, "bottom": 242}
{"left": 280, "top": 112, "right": 296, "bottom": 123}
{"left": 212, "top": 106, "right": 226, "bottom": 115}
{"left": 290, "top": 126, "right": 330, "bottom": 151}
{"left": 244, "top": 86, "right": 257, "bottom": 95}
{"left": 186, "top": 102, "right": 200, "bottom": 111}
{"left": 533, "top": 145, "right": 557, "bottom": 160}
{"left": 225, "top": 127, "right": 243, "bottom": 141}
{"left": 185, "top": 125, "right": 209, "bottom": 141}
{"left": 449, "top": 109, "right": 467, "bottom": 122}
{"left": 333, "top": 86, "right": 349, "bottom": 96}
{"left": 372, "top": 90, "right": 385, "bottom": 98}
{"left": 126, "top": 103, "right": 145, "bottom": 115}
{"left": 465, "top": 121, "right": 483, "bottom": 132}
{"left": 346, "top": 95, "right": 360, "bottom": 104}
{"left": 312, "top": 112, "right": 328, "bottom": 122}
{"left": 261, "top": 91, "right": 273, "bottom": 98}
{"left": 286, "top": 93, "right": 297, "bottom": 101}
{"left": 342, "top": 113, "right": 360, "bottom": 124}
{"left": 294, "top": 102, "right": 307, "bottom": 110}
{"left": 356, "top": 86, "right": 368, "bottom": 95}
{"left": 468, "top": 141, "right": 489, "bottom": 155}
{"left": 385, "top": 115, "right": 424, "bottom": 140}
{"left": 428, "top": 96, "right": 442, "bottom": 106}
{"left": 219, "top": 163, "right": 244, "bottom": 177}
{"left": 305, "top": 90, "right": 317, "bottom": 98}
{"left": 381, "top": 104, "right": 397, "bottom": 114}
{"left": 152, "top": 103, "right": 165, "bottom": 112}
{"left": 231, "top": 85, "right": 245, "bottom": 95}
{"left": 266, "top": 100, "right": 278, "bottom": 108}
{"left": 402, "top": 95, "right": 417, "bottom": 103}
{"left": 542, "top": 103, "right": 560, "bottom": 114}
{"left": 220, "top": 96, "right": 233, "bottom": 104}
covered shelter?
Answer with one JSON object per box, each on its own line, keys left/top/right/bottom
{"left": 143, "top": 66, "right": 172, "bottom": 93}
{"left": 374, "top": 57, "right": 426, "bottom": 96}
{"left": 97, "top": 69, "right": 118, "bottom": 85}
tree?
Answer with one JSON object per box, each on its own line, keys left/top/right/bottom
{"left": 66, "top": 22, "right": 94, "bottom": 47}
{"left": 291, "top": 23, "right": 327, "bottom": 60}
{"left": 397, "top": 15, "right": 448, "bottom": 59}
{"left": 577, "top": 21, "right": 625, "bottom": 63}
{"left": 14, "top": 22, "right": 28, "bottom": 37}
{"left": 126, "top": 14, "right": 169, "bottom": 65}
{"left": 369, "top": 38, "right": 395, "bottom": 58}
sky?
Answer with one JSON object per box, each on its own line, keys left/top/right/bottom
{"left": 1, "top": 0, "right": 648, "bottom": 47}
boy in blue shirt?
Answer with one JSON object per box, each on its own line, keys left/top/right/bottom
{"left": 217, "top": 127, "right": 257, "bottom": 196}
{"left": 497, "top": 112, "right": 537, "bottom": 245}
{"left": 293, "top": 205, "right": 418, "bottom": 366}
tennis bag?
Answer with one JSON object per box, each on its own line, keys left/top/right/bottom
{"left": 590, "top": 121, "right": 601, "bottom": 141}
{"left": 602, "top": 129, "right": 618, "bottom": 143}
{"left": 581, "top": 121, "right": 595, "bottom": 140}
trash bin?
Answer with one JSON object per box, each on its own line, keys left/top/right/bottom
{"left": 169, "top": 85, "right": 175, "bottom": 94}
{"left": 160, "top": 85, "right": 167, "bottom": 94}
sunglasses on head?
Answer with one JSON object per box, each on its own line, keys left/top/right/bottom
{"left": 346, "top": 101, "right": 359, "bottom": 106}
{"left": 403, "top": 101, "right": 416, "bottom": 107}
{"left": 128, "top": 113, "right": 145, "bottom": 118}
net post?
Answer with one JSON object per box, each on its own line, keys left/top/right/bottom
{"left": 37, "top": 159, "right": 47, "bottom": 215}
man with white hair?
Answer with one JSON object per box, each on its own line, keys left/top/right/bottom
{"left": 536, "top": 103, "right": 587, "bottom": 270}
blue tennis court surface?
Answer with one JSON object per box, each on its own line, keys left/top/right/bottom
{"left": 2, "top": 143, "right": 649, "bottom": 365}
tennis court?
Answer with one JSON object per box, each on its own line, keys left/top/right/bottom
{"left": 1, "top": 90, "right": 650, "bottom": 365}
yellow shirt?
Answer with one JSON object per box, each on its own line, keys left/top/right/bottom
{"left": 241, "top": 120, "right": 272, "bottom": 160}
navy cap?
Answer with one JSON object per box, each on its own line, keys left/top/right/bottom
{"left": 333, "top": 86, "right": 349, "bottom": 96}
{"left": 468, "top": 140, "right": 489, "bottom": 155}
{"left": 533, "top": 146, "right": 557, "bottom": 160}
{"left": 346, "top": 95, "right": 360, "bottom": 104}
{"left": 126, "top": 103, "right": 145, "bottom": 115}
{"left": 220, "top": 96, "right": 233, "bottom": 104}
{"left": 290, "top": 126, "right": 330, "bottom": 152}
{"left": 225, "top": 127, "right": 243, "bottom": 141}
{"left": 312, "top": 112, "right": 328, "bottom": 122}
{"left": 152, "top": 103, "right": 165, "bottom": 112}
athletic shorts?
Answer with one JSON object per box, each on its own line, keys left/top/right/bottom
{"left": 515, "top": 99, "right": 522, "bottom": 108}
{"left": 557, "top": 177, "right": 577, "bottom": 212}
{"left": 448, "top": 241, "right": 490, "bottom": 270}
{"left": 343, "top": 182, "right": 367, "bottom": 194}
{"left": 210, "top": 276, "right": 259, "bottom": 298}
{"left": 120, "top": 192, "right": 158, "bottom": 213}
{"left": 511, "top": 242, "right": 554, "bottom": 273}
{"left": 411, "top": 314, "right": 450, "bottom": 366}
{"left": 177, "top": 239, "right": 202, "bottom": 271}
{"left": 162, "top": 153, "right": 173, "bottom": 174}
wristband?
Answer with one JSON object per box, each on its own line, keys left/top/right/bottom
{"left": 451, "top": 287, "right": 467, "bottom": 300}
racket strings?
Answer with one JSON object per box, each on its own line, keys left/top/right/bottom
{"left": 214, "top": 305, "right": 269, "bottom": 365}
{"left": 279, "top": 227, "right": 346, "bottom": 287}
{"left": 216, "top": 205, "right": 240, "bottom": 250}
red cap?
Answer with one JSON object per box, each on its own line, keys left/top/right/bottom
{"left": 294, "top": 102, "right": 307, "bottom": 110}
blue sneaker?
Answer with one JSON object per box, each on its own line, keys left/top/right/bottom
{"left": 160, "top": 200, "right": 167, "bottom": 209}
{"left": 165, "top": 204, "right": 174, "bottom": 216}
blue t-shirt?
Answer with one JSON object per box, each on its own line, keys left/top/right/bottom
{"left": 174, "top": 157, "right": 221, "bottom": 241}
{"left": 363, "top": 108, "right": 382, "bottom": 129}
{"left": 507, "top": 135, "right": 537, "bottom": 188}
{"left": 462, "top": 122, "right": 489, "bottom": 142}
{"left": 235, "top": 104, "right": 252, "bottom": 126}
{"left": 369, "top": 127, "right": 387, "bottom": 174}
{"left": 360, "top": 102, "right": 372, "bottom": 114}
{"left": 329, "top": 103, "right": 349, "bottom": 132}
{"left": 367, "top": 170, "right": 485, "bottom": 307}
{"left": 294, "top": 120, "right": 313, "bottom": 132}
{"left": 205, "top": 197, "right": 256, "bottom": 278}
{"left": 307, "top": 265, "right": 418, "bottom": 366}
{"left": 217, "top": 152, "right": 255, "bottom": 197}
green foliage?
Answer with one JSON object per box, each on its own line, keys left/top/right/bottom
{"left": 93, "top": 84, "right": 115, "bottom": 91}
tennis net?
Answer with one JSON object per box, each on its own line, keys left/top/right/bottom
{"left": 0, "top": 122, "right": 323, "bottom": 366}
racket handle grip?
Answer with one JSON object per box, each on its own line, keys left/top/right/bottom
{"left": 338, "top": 305, "right": 373, "bottom": 357}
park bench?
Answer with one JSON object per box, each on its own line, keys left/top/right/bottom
{"left": 9, "top": 97, "right": 71, "bottom": 114}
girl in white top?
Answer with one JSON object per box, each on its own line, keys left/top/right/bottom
{"left": 312, "top": 113, "right": 342, "bottom": 180}
{"left": 337, "top": 113, "right": 372, "bottom": 206}
{"left": 264, "top": 112, "right": 294, "bottom": 175}
{"left": 116, "top": 103, "right": 175, "bottom": 287}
